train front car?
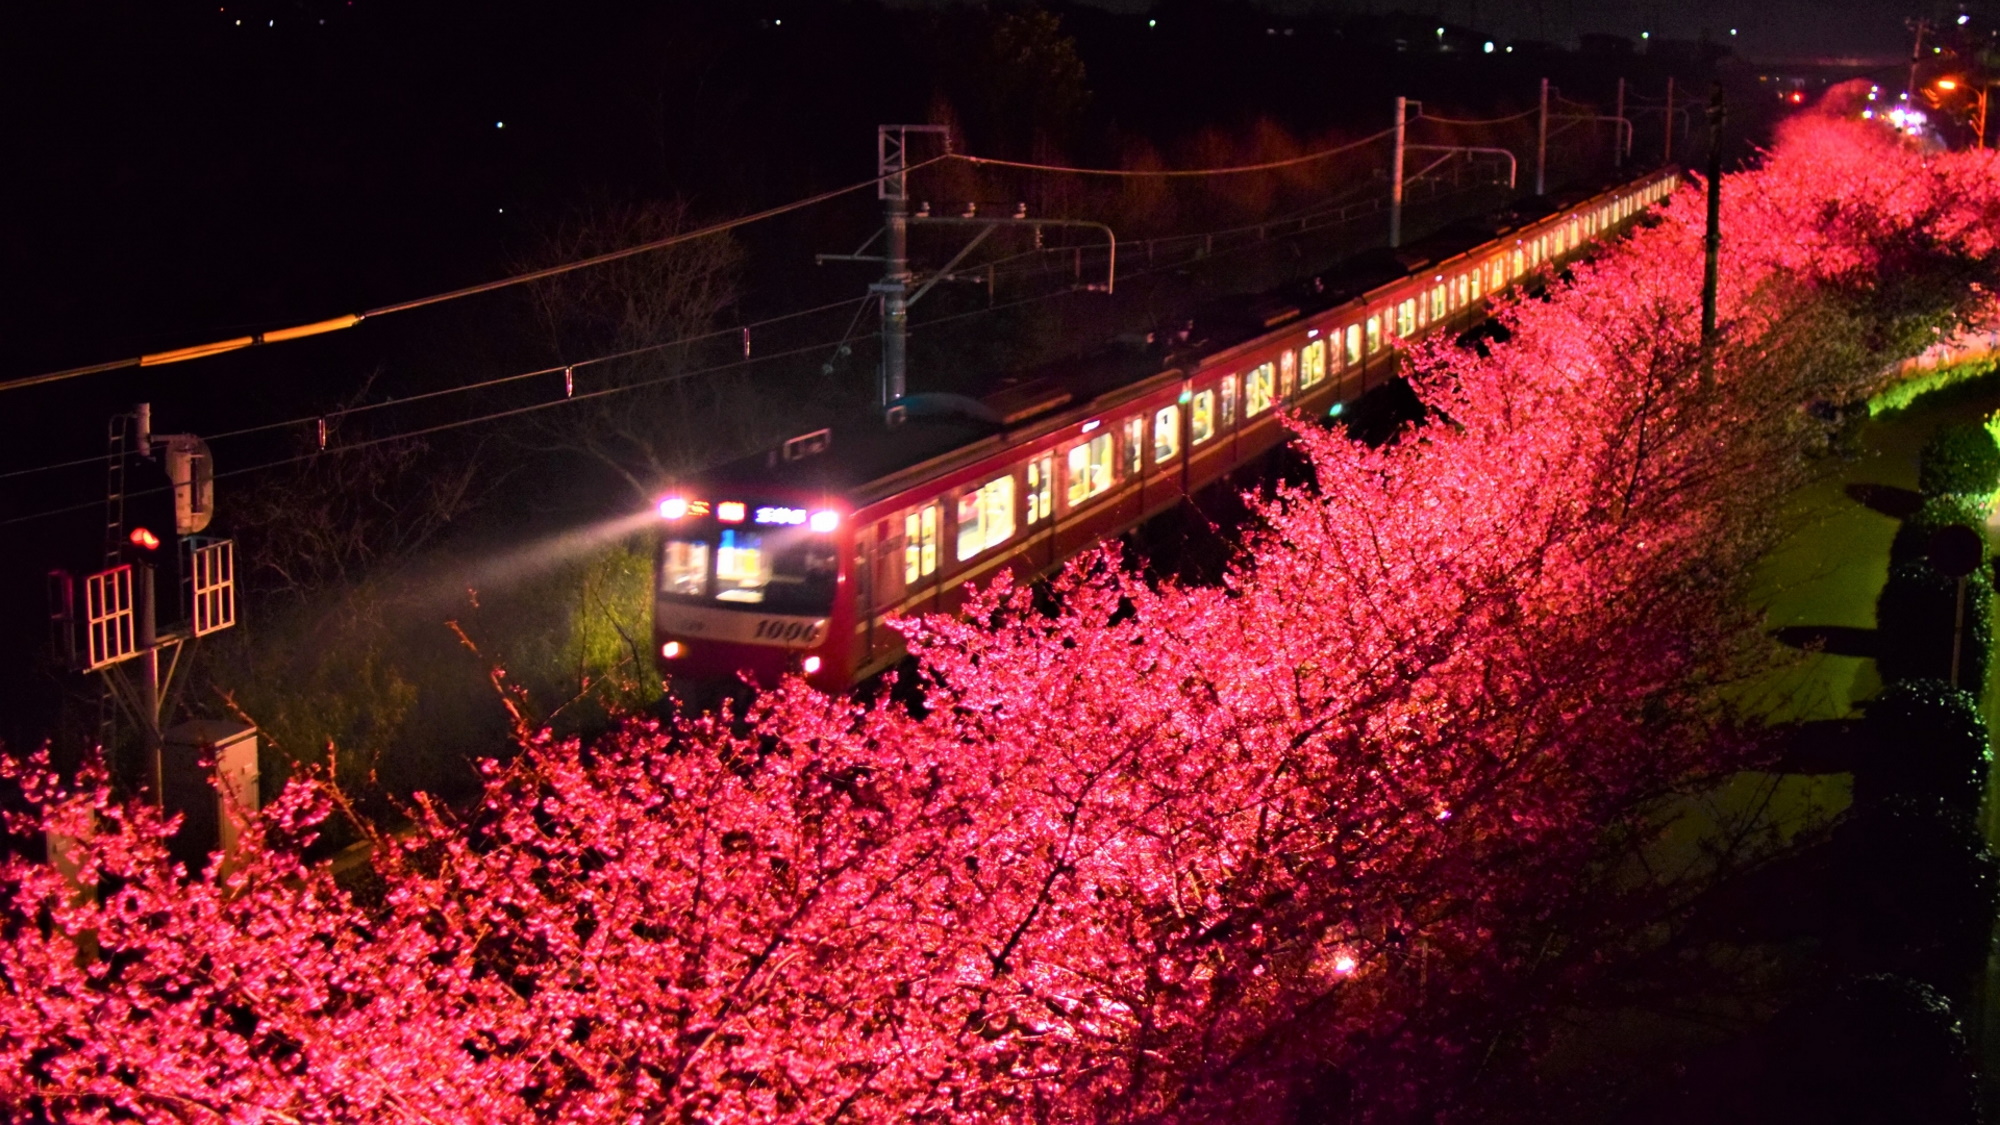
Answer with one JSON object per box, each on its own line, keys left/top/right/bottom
{"left": 654, "top": 490, "right": 854, "bottom": 691}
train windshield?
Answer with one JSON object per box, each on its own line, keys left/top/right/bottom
{"left": 659, "top": 524, "right": 838, "bottom": 615}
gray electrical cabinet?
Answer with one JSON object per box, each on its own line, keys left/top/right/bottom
{"left": 161, "top": 719, "right": 260, "bottom": 869}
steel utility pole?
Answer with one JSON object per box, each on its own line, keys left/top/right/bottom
{"left": 1390, "top": 96, "right": 1409, "bottom": 248}
{"left": 1909, "top": 17, "right": 1929, "bottom": 108}
{"left": 822, "top": 126, "right": 1114, "bottom": 411}
{"left": 1615, "top": 77, "right": 1627, "bottom": 166}
{"left": 1664, "top": 76, "right": 1676, "bottom": 164}
{"left": 1701, "top": 84, "right": 1726, "bottom": 390}
{"left": 1535, "top": 77, "right": 1550, "bottom": 196}
{"left": 874, "top": 125, "right": 947, "bottom": 407}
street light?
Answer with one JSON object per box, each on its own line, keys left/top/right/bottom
{"left": 1932, "top": 76, "right": 1991, "bottom": 149}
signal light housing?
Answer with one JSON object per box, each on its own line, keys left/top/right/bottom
{"left": 129, "top": 527, "right": 161, "bottom": 551}
{"left": 808, "top": 510, "right": 839, "bottom": 533}
{"left": 802, "top": 655, "right": 822, "bottom": 675}
{"left": 661, "top": 641, "right": 683, "bottom": 659}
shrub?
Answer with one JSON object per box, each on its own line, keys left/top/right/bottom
{"left": 1741, "top": 975, "right": 1982, "bottom": 1125}
{"left": 1887, "top": 496, "right": 1988, "bottom": 568}
{"left": 1875, "top": 560, "right": 1992, "bottom": 692}
{"left": 1825, "top": 802, "right": 2000, "bottom": 1003}
{"left": 1917, "top": 421, "right": 2000, "bottom": 499}
{"left": 1854, "top": 678, "right": 1992, "bottom": 814}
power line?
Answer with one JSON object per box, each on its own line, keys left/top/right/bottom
{"left": 0, "top": 296, "right": 872, "bottom": 483}
{"left": 0, "top": 332, "right": 868, "bottom": 529}
{"left": 1415, "top": 108, "right": 1540, "bottom": 126}
{"left": 947, "top": 128, "right": 1397, "bottom": 177}
{"left": 0, "top": 161, "right": 945, "bottom": 397}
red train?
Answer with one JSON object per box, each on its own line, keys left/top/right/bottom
{"left": 654, "top": 169, "right": 1680, "bottom": 690}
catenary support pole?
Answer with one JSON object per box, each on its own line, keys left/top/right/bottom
{"left": 1390, "top": 96, "right": 1408, "bottom": 248}
{"left": 1664, "top": 76, "right": 1676, "bottom": 164}
{"left": 1535, "top": 78, "right": 1549, "bottom": 195}
{"left": 1615, "top": 77, "right": 1627, "bottom": 165}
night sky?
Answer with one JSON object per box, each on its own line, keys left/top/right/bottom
{"left": 1083, "top": 0, "right": 1928, "bottom": 58}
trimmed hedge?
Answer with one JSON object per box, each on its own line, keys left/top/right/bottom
{"left": 1826, "top": 800, "right": 2000, "bottom": 1004}
{"left": 1875, "top": 561, "right": 1993, "bottom": 693}
{"left": 1740, "top": 974, "right": 1983, "bottom": 1124}
{"left": 1854, "top": 678, "right": 1993, "bottom": 815}
{"left": 1886, "top": 495, "right": 1989, "bottom": 569}
{"left": 1917, "top": 421, "right": 2000, "bottom": 499}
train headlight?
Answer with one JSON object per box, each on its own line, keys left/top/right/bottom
{"left": 661, "top": 641, "right": 683, "bottom": 659}
{"left": 658, "top": 497, "right": 690, "bottom": 520}
{"left": 808, "top": 510, "right": 840, "bottom": 533}
{"left": 803, "top": 655, "right": 823, "bottom": 675}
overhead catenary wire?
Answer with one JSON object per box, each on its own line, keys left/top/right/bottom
{"left": 1, "top": 143, "right": 1625, "bottom": 531}
{"left": 0, "top": 332, "right": 870, "bottom": 528}
{"left": 0, "top": 295, "right": 873, "bottom": 482}
{"left": 3, "top": 112, "right": 1562, "bottom": 397}
{"left": 0, "top": 167, "right": 1517, "bottom": 529}
{"left": 0, "top": 159, "right": 947, "bottom": 397}
{"left": 1413, "top": 108, "right": 1541, "bottom": 127}
{"left": 946, "top": 128, "right": 1397, "bottom": 177}
{"left": 2, "top": 94, "right": 1619, "bottom": 504}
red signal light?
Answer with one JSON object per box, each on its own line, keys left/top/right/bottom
{"left": 129, "top": 527, "right": 161, "bottom": 551}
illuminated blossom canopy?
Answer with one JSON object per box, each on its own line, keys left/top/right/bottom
{"left": 7, "top": 115, "right": 2000, "bottom": 1123}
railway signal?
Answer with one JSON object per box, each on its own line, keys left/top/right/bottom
{"left": 47, "top": 404, "right": 238, "bottom": 805}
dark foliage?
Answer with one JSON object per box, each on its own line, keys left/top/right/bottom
{"left": 1917, "top": 420, "right": 2000, "bottom": 498}
{"left": 1675, "top": 975, "right": 1982, "bottom": 1125}
{"left": 1873, "top": 560, "right": 1992, "bottom": 692}
{"left": 1853, "top": 677, "right": 1993, "bottom": 815}
{"left": 1825, "top": 801, "right": 2000, "bottom": 1003}
{"left": 1885, "top": 494, "right": 1987, "bottom": 568}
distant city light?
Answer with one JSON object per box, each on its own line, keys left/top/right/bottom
{"left": 1641, "top": 30, "right": 1650, "bottom": 39}
{"left": 1148, "top": 18, "right": 1156, "bottom": 27}
{"left": 495, "top": 121, "right": 505, "bottom": 128}
{"left": 1730, "top": 28, "right": 1738, "bottom": 35}
{"left": 1505, "top": 44, "right": 1514, "bottom": 52}
{"left": 1961, "top": 13, "right": 1972, "bottom": 24}
{"left": 1483, "top": 40, "right": 1494, "bottom": 53}
{"left": 1436, "top": 26, "right": 1445, "bottom": 36}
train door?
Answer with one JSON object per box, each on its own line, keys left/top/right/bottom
{"left": 1146, "top": 401, "right": 1183, "bottom": 516}
{"left": 900, "top": 502, "right": 940, "bottom": 615}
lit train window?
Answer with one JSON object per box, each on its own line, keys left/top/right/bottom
{"left": 1221, "top": 374, "right": 1239, "bottom": 429}
{"left": 1512, "top": 249, "right": 1525, "bottom": 277}
{"left": 1396, "top": 299, "right": 1416, "bottom": 339}
{"left": 1191, "top": 389, "right": 1216, "bottom": 444}
{"left": 1245, "top": 362, "right": 1276, "bottom": 416}
{"left": 956, "top": 475, "right": 1017, "bottom": 562}
{"left": 1066, "top": 431, "right": 1114, "bottom": 507}
{"left": 1299, "top": 339, "right": 1327, "bottom": 388}
{"left": 1345, "top": 324, "right": 1362, "bottom": 366}
{"left": 1431, "top": 285, "right": 1446, "bottom": 321}
{"left": 1280, "top": 349, "right": 1297, "bottom": 395}
{"left": 1365, "top": 316, "right": 1382, "bottom": 355}
{"left": 1469, "top": 268, "right": 1483, "bottom": 301}
{"left": 1123, "top": 417, "right": 1144, "bottom": 476}
{"left": 905, "top": 504, "right": 938, "bottom": 584}
{"left": 715, "top": 528, "right": 773, "bottom": 603}
{"left": 1153, "top": 405, "right": 1181, "bottom": 463}
{"left": 661, "top": 540, "right": 709, "bottom": 596}
{"left": 1026, "top": 455, "right": 1053, "bottom": 523}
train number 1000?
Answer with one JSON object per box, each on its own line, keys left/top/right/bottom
{"left": 753, "top": 618, "right": 823, "bottom": 644}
